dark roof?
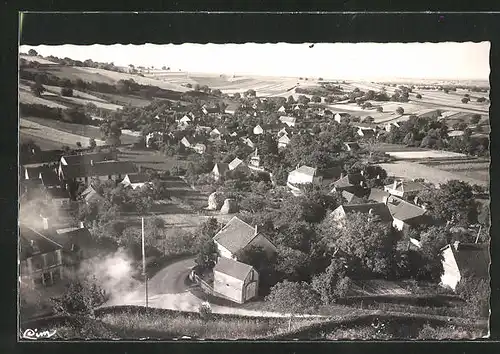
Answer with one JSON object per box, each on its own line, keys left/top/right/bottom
{"left": 126, "top": 173, "right": 150, "bottom": 184}
{"left": 214, "top": 257, "right": 254, "bottom": 281}
{"left": 213, "top": 163, "right": 229, "bottom": 175}
{"left": 318, "top": 167, "right": 343, "bottom": 180}
{"left": 385, "top": 180, "right": 427, "bottom": 194}
{"left": 20, "top": 150, "right": 63, "bottom": 166}
{"left": 342, "top": 190, "right": 365, "bottom": 204}
{"left": 368, "top": 188, "right": 391, "bottom": 203}
{"left": 213, "top": 216, "right": 258, "bottom": 254}
{"left": 40, "top": 169, "right": 60, "bottom": 187}
{"left": 341, "top": 202, "right": 393, "bottom": 222}
{"left": 450, "top": 242, "right": 490, "bottom": 278}
{"left": 51, "top": 227, "right": 95, "bottom": 252}
{"left": 204, "top": 106, "right": 220, "bottom": 114}
{"left": 334, "top": 173, "right": 366, "bottom": 188}
{"left": 25, "top": 165, "right": 53, "bottom": 179}
{"left": 386, "top": 195, "right": 427, "bottom": 223}
{"left": 60, "top": 161, "right": 138, "bottom": 179}
{"left": 46, "top": 187, "right": 70, "bottom": 200}
{"left": 81, "top": 185, "right": 104, "bottom": 203}
{"left": 61, "top": 152, "right": 117, "bottom": 166}
{"left": 344, "top": 142, "right": 361, "bottom": 150}
{"left": 19, "top": 226, "right": 63, "bottom": 260}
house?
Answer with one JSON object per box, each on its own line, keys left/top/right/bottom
{"left": 59, "top": 161, "right": 138, "bottom": 185}
{"left": 447, "top": 130, "right": 465, "bottom": 138}
{"left": 384, "top": 179, "right": 427, "bottom": 200}
{"left": 19, "top": 226, "right": 64, "bottom": 287}
{"left": 180, "top": 137, "right": 192, "bottom": 148}
{"left": 385, "top": 122, "right": 401, "bottom": 132}
{"left": 330, "top": 203, "right": 393, "bottom": 224}
{"left": 212, "top": 163, "right": 229, "bottom": 181}
{"left": 287, "top": 165, "right": 321, "bottom": 195}
{"left": 202, "top": 105, "right": 220, "bottom": 115}
{"left": 213, "top": 216, "right": 277, "bottom": 260}
{"left": 213, "top": 257, "right": 259, "bottom": 304}
{"left": 40, "top": 169, "right": 60, "bottom": 188}
{"left": 341, "top": 190, "right": 365, "bottom": 204}
{"left": 80, "top": 184, "right": 104, "bottom": 204}
{"left": 210, "top": 128, "right": 224, "bottom": 140}
{"left": 241, "top": 137, "right": 256, "bottom": 149}
{"left": 415, "top": 109, "right": 442, "bottom": 119}
{"left": 278, "top": 134, "right": 291, "bottom": 149}
{"left": 228, "top": 157, "right": 248, "bottom": 173}
{"left": 331, "top": 173, "right": 368, "bottom": 196}
{"left": 334, "top": 113, "right": 350, "bottom": 123}
{"left": 248, "top": 149, "right": 261, "bottom": 169}
{"left": 192, "top": 143, "right": 207, "bottom": 155}
{"left": 178, "top": 115, "right": 191, "bottom": 129}
{"left": 277, "top": 127, "right": 291, "bottom": 138}
{"left": 24, "top": 165, "right": 58, "bottom": 183}
{"left": 357, "top": 127, "right": 376, "bottom": 138}
{"left": 440, "top": 242, "right": 489, "bottom": 291}
{"left": 20, "top": 149, "right": 64, "bottom": 166}
{"left": 121, "top": 173, "right": 151, "bottom": 190}
{"left": 253, "top": 125, "right": 264, "bottom": 135}
{"left": 344, "top": 142, "right": 360, "bottom": 152}
{"left": 384, "top": 195, "right": 430, "bottom": 234}
{"left": 279, "top": 116, "right": 297, "bottom": 127}
{"left": 368, "top": 188, "right": 391, "bottom": 203}
{"left": 59, "top": 151, "right": 117, "bottom": 166}
{"left": 46, "top": 187, "right": 71, "bottom": 209}
{"left": 277, "top": 105, "right": 287, "bottom": 113}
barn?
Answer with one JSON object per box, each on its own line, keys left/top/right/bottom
{"left": 213, "top": 257, "right": 259, "bottom": 304}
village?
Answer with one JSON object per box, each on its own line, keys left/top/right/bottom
{"left": 18, "top": 47, "right": 490, "bottom": 340}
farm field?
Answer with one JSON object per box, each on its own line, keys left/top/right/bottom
{"left": 19, "top": 131, "right": 64, "bottom": 150}
{"left": 20, "top": 118, "right": 106, "bottom": 148}
{"left": 117, "top": 148, "right": 188, "bottom": 172}
{"left": 21, "top": 117, "right": 139, "bottom": 145}
{"left": 91, "top": 92, "right": 153, "bottom": 107}
{"left": 19, "top": 55, "right": 58, "bottom": 65}
{"left": 384, "top": 150, "right": 467, "bottom": 160}
{"left": 420, "top": 158, "right": 490, "bottom": 183}
{"left": 19, "top": 89, "right": 69, "bottom": 109}
{"left": 41, "top": 84, "right": 108, "bottom": 102}
{"left": 378, "top": 161, "right": 488, "bottom": 187}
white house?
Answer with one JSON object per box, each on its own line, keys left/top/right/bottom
{"left": 278, "top": 134, "right": 291, "bottom": 149}
{"left": 213, "top": 217, "right": 277, "bottom": 260}
{"left": 120, "top": 173, "right": 151, "bottom": 190}
{"left": 330, "top": 203, "right": 393, "bottom": 224}
{"left": 287, "top": 165, "right": 322, "bottom": 195}
{"left": 279, "top": 116, "right": 297, "bottom": 127}
{"left": 253, "top": 125, "right": 264, "bottom": 135}
{"left": 440, "top": 242, "right": 489, "bottom": 291}
{"left": 213, "top": 258, "right": 259, "bottom": 304}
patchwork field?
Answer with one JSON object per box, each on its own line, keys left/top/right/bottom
{"left": 19, "top": 89, "right": 69, "bottom": 109}
{"left": 420, "top": 158, "right": 490, "bottom": 183}
{"left": 19, "top": 131, "right": 64, "bottom": 150}
{"left": 92, "top": 92, "right": 153, "bottom": 107}
{"left": 384, "top": 150, "right": 467, "bottom": 160}
{"left": 117, "top": 148, "right": 187, "bottom": 172}
{"left": 378, "top": 161, "right": 488, "bottom": 187}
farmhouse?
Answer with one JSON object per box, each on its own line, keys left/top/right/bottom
{"left": 287, "top": 165, "right": 321, "bottom": 187}
{"left": 279, "top": 116, "right": 297, "bottom": 127}
{"left": 59, "top": 151, "right": 117, "bottom": 166}
{"left": 384, "top": 179, "right": 427, "bottom": 199}
{"left": 228, "top": 157, "right": 248, "bottom": 173}
{"left": 21, "top": 149, "right": 64, "bottom": 166}
{"left": 213, "top": 257, "right": 259, "bottom": 304}
{"left": 440, "top": 242, "right": 489, "bottom": 291}
{"left": 121, "top": 173, "right": 151, "bottom": 190}
{"left": 212, "top": 163, "right": 229, "bottom": 181}
{"left": 330, "top": 203, "right": 393, "bottom": 224}
{"left": 384, "top": 195, "right": 430, "bottom": 233}
{"left": 59, "top": 161, "right": 138, "bottom": 185}
{"left": 80, "top": 184, "right": 104, "bottom": 204}
{"left": 331, "top": 173, "right": 368, "bottom": 196}
{"left": 278, "top": 134, "right": 291, "bottom": 149}
{"left": 213, "top": 216, "right": 277, "bottom": 261}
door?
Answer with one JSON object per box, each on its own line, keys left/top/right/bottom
{"left": 244, "top": 281, "right": 258, "bottom": 302}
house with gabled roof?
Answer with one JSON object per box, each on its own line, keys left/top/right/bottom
{"left": 180, "top": 136, "right": 192, "bottom": 148}
{"left": 59, "top": 161, "right": 138, "bottom": 185}
{"left": 287, "top": 165, "right": 321, "bottom": 195}
{"left": 253, "top": 124, "right": 265, "bottom": 135}
{"left": 121, "top": 173, "right": 151, "bottom": 190}
{"left": 60, "top": 151, "right": 117, "bottom": 166}
{"left": 202, "top": 105, "right": 221, "bottom": 115}
{"left": 192, "top": 143, "right": 207, "bottom": 155}
{"left": 241, "top": 137, "right": 256, "bottom": 149}
{"left": 228, "top": 157, "right": 248, "bottom": 173}
{"left": 330, "top": 202, "right": 393, "bottom": 224}
{"left": 384, "top": 194, "right": 431, "bottom": 232}
{"left": 277, "top": 127, "right": 291, "bottom": 138}
{"left": 341, "top": 190, "right": 365, "bottom": 205}
{"left": 212, "top": 163, "right": 229, "bottom": 181}
{"left": 331, "top": 172, "right": 368, "bottom": 197}
{"left": 278, "top": 134, "right": 291, "bottom": 149}
{"left": 279, "top": 116, "right": 297, "bottom": 127}
{"left": 213, "top": 216, "right": 277, "bottom": 261}
{"left": 213, "top": 257, "right": 259, "bottom": 304}
{"left": 46, "top": 187, "right": 71, "bottom": 209}
{"left": 277, "top": 105, "right": 287, "bottom": 113}
{"left": 440, "top": 242, "right": 489, "bottom": 291}
{"left": 334, "top": 112, "right": 350, "bottom": 123}
{"left": 344, "top": 142, "right": 361, "bottom": 152}
{"left": 80, "top": 184, "right": 104, "bottom": 204}
{"left": 384, "top": 179, "right": 427, "bottom": 200}
{"left": 357, "top": 127, "right": 376, "bottom": 138}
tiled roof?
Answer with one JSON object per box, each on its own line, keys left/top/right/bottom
{"left": 25, "top": 165, "right": 53, "bottom": 179}
{"left": 46, "top": 187, "right": 70, "bottom": 200}
{"left": 334, "top": 174, "right": 365, "bottom": 188}
{"left": 213, "top": 216, "right": 258, "bottom": 254}
{"left": 294, "top": 165, "right": 317, "bottom": 177}
{"left": 20, "top": 150, "right": 64, "bottom": 166}
{"left": 386, "top": 195, "right": 427, "bottom": 222}
{"left": 213, "top": 163, "right": 229, "bottom": 175}
{"left": 214, "top": 257, "right": 254, "bottom": 281}
{"left": 61, "top": 152, "right": 116, "bottom": 166}
{"left": 126, "top": 173, "right": 150, "bottom": 184}
{"left": 60, "top": 161, "right": 137, "bottom": 179}
{"left": 450, "top": 242, "right": 490, "bottom": 278}
{"left": 368, "top": 188, "right": 390, "bottom": 203}
{"left": 19, "top": 226, "right": 63, "bottom": 260}
{"left": 385, "top": 180, "right": 427, "bottom": 193}
{"left": 342, "top": 190, "right": 364, "bottom": 204}
{"left": 279, "top": 116, "right": 297, "bottom": 125}
{"left": 40, "top": 169, "right": 60, "bottom": 187}
{"left": 228, "top": 157, "right": 244, "bottom": 171}
{"left": 278, "top": 134, "right": 290, "bottom": 143}
{"left": 341, "top": 202, "right": 393, "bottom": 222}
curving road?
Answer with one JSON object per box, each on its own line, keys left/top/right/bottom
{"left": 103, "top": 257, "right": 322, "bottom": 318}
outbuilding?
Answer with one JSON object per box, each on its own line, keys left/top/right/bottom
{"left": 213, "top": 257, "right": 259, "bottom": 304}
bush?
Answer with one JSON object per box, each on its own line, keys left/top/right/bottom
{"left": 266, "top": 280, "right": 321, "bottom": 314}
{"left": 61, "top": 87, "right": 74, "bottom": 97}
{"left": 376, "top": 106, "right": 383, "bottom": 112}
{"left": 415, "top": 94, "right": 422, "bottom": 99}
{"left": 461, "top": 97, "right": 470, "bottom": 104}
{"left": 477, "top": 97, "right": 486, "bottom": 103}
{"left": 396, "top": 107, "right": 404, "bottom": 115}
{"left": 198, "top": 301, "right": 213, "bottom": 321}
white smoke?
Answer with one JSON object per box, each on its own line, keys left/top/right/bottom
{"left": 78, "top": 248, "right": 141, "bottom": 303}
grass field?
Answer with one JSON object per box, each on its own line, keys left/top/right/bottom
{"left": 19, "top": 89, "right": 69, "bottom": 109}
{"left": 91, "top": 92, "right": 152, "bottom": 107}
{"left": 21, "top": 117, "right": 138, "bottom": 145}
{"left": 19, "top": 131, "right": 64, "bottom": 150}
{"left": 117, "top": 148, "right": 187, "bottom": 171}
{"left": 378, "top": 161, "right": 488, "bottom": 187}
{"left": 420, "top": 158, "right": 490, "bottom": 183}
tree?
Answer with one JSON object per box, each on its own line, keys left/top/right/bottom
{"left": 76, "top": 142, "right": 82, "bottom": 148}
{"left": 477, "top": 97, "right": 486, "bottom": 103}
{"left": 61, "top": 87, "right": 74, "bottom": 97}
{"left": 297, "top": 95, "right": 310, "bottom": 105}
{"left": 287, "top": 95, "right": 295, "bottom": 104}
{"left": 194, "top": 218, "right": 221, "bottom": 271}
{"left": 396, "top": 107, "right": 404, "bottom": 115}
{"left": 233, "top": 92, "right": 241, "bottom": 99}
{"left": 311, "top": 95, "right": 321, "bottom": 103}
{"left": 89, "top": 137, "right": 97, "bottom": 149}
{"left": 50, "top": 276, "right": 107, "bottom": 318}
{"left": 30, "top": 82, "right": 45, "bottom": 97}
{"left": 471, "top": 114, "right": 481, "bottom": 124}
{"left": 462, "top": 97, "right": 470, "bottom": 104}
{"left": 245, "top": 89, "right": 256, "bottom": 98}
{"left": 28, "top": 49, "right": 38, "bottom": 56}
{"left": 311, "top": 259, "right": 351, "bottom": 304}
{"left": 265, "top": 280, "right": 321, "bottom": 314}
{"left": 415, "top": 94, "right": 422, "bottom": 99}
{"left": 376, "top": 106, "right": 383, "bottom": 112}
{"left": 236, "top": 245, "right": 278, "bottom": 293}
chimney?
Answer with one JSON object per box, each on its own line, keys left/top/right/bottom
{"left": 90, "top": 160, "right": 95, "bottom": 166}
{"left": 254, "top": 225, "right": 258, "bottom": 236}
{"left": 79, "top": 221, "right": 84, "bottom": 229}
{"left": 453, "top": 240, "right": 460, "bottom": 250}
{"left": 42, "top": 217, "right": 50, "bottom": 230}
{"left": 393, "top": 180, "right": 398, "bottom": 190}
{"left": 383, "top": 196, "right": 389, "bottom": 205}
{"left": 368, "top": 208, "right": 374, "bottom": 215}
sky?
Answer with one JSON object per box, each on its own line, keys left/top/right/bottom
{"left": 19, "top": 42, "right": 490, "bottom": 81}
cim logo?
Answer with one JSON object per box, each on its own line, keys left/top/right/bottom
{"left": 21, "top": 328, "right": 57, "bottom": 340}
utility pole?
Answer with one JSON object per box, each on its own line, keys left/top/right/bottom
{"left": 142, "top": 217, "right": 148, "bottom": 308}
{"left": 475, "top": 225, "right": 482, "bottom": 244}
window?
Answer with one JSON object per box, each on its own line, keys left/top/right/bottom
{"left": 43, "top": 272, "right": 52, "bottom": 286}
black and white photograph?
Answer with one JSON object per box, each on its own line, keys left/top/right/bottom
{"left": 18, "top": 39, "right": 490, "bottom": 340}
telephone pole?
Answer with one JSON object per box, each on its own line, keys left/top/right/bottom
{"left": 142, "top": 217, "right": 148, "bottom": 308}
